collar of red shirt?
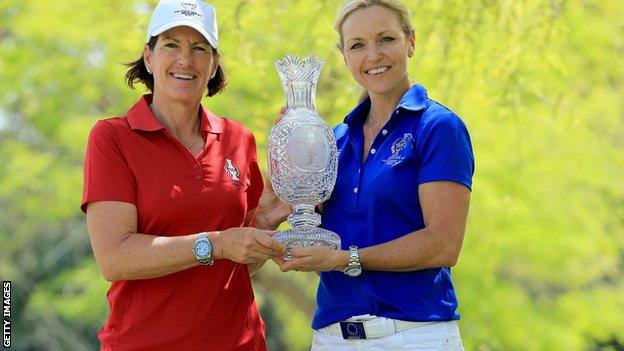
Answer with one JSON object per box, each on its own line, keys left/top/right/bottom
{"left": 126, "top": 94, "right": 223, "bottom": 134}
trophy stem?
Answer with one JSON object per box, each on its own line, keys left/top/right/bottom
{"left": 287, "top": 204, "right": 321, "bottom": 228}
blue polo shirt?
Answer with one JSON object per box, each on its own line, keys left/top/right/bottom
{"left": 313, "top": 84, "right": 475, "bottom": 329}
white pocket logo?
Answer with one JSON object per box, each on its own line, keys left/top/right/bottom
{"left": 224, "top": 159, "right": 240, "bottom": 181}
{"left": 383, "top": 133, "right": 414, "bottom": 166}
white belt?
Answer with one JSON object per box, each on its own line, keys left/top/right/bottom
{"left": 317, "top": 315, "right": 435, "bottom": 339}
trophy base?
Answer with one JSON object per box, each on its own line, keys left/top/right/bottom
{"left": 274, "top": 226, "right": 341, "bottom": 256}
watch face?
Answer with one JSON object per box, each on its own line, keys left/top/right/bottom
{"left": 345, "top": 267, "right": 362, "bottom": 277}
{"left": 195, "top": 242, "right": 211, "bottom": 257}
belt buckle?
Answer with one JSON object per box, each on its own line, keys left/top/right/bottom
{"left": 339, "top": 321, "right": 367, "bottom": 339}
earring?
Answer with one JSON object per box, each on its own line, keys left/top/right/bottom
{"left": 146, "top": 67, "right": 152, "bottom": 74}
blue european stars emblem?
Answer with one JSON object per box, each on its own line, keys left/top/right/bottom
{"left": 339, "top": 321, "right": 367, "bottom": 339}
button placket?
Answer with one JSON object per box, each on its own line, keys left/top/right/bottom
{"left": 368, "top": 114, "right": 395, "bottom": 159}
{"left": 193, "top": 160, "right": 204, "bottom": 182}
{"left": 352, "top": 166, "right": 364, "bottom": 208}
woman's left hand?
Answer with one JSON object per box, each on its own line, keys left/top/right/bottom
{"left": 274, "top": 246, "right": 348, "bottom": 272}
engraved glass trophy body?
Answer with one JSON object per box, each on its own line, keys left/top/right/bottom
{"left": 269, "top": 55, "right": 340, "bottom": 249}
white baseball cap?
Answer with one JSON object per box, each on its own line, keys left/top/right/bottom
{"left": 146, "top": 0, "right": 218, "bottom": 49}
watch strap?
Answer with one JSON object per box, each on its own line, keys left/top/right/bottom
{"left": 343, "top": 245, "right": 362, "bottom": 276}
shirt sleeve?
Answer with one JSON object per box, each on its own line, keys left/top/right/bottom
{"left": 81, "top": 120, "right": 136, "bottom": 213}
{"left": 245, "top": 133, "right": 264, "bottom": 211}
{"left": 417, "top": 113, "right": 475, "bottom": 190}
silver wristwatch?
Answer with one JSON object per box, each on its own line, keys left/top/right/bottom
{"left": 343, "top": 245, "right": 362, "bottom": 277}
{"left": 193, "top": 232, "right": 214, "bottom": 265}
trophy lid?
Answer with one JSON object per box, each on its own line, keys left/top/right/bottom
{"left": 275, "top": 55, "right": 324, "bottom": 88}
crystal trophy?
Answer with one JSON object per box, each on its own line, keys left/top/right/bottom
{"left": 268, "top": 55, "right": 340, "bottom": 250}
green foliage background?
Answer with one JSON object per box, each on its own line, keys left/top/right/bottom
{"left": 1, "top": 0, "right": 623, "bottom": 350}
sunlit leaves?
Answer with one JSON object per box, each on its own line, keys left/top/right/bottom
{"left": 1, "top": 0, "right": 623, "bottom": 350}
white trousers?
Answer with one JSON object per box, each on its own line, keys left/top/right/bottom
{"left": 311, "top": 320, "right": 464, "bottom": 351}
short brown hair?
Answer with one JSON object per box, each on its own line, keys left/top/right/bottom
{"left": 124, "top": 35, "right": 227, "bottom": 97}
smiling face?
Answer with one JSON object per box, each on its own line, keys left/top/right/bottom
{"left": 143, "top": 26, "right": 219, "bottom": 104}
{"left": 340, "top": 5, "right": 415, "bottom": 101}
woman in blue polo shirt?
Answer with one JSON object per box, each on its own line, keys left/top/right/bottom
{"left": 273, "top": 0, "right": 475, "bottom": 349}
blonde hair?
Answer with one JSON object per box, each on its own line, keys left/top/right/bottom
{"left": 334, "top": 0, "right": 414, "bottom": 102}
{"left": 334, "top": 0, "right": 414, "bottom": 51}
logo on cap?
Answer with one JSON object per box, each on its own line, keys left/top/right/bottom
{"left": 176, "top": 1, "right": 202, "bottom": 17}
{"left": 182, "top": 2, "right": 196, "bottom": 10}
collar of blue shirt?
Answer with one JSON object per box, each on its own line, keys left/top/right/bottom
{"left": 343, "top": 84, "right": 428, "bottom": 127}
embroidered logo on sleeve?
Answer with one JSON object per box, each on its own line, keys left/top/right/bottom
{"left": 383, "top": 133, "right": 414, "bottom": 166}
{"left": 224, "top": 159, "right": 241, "bottom": 181}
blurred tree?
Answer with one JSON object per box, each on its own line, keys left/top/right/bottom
{"left": 0, "top": 0, "right": 622, "bottom": 350}
{"left": 257, "top": 286, "right": 289, "bottom": 351}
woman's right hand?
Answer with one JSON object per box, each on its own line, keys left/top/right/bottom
{"left": 213, "top": 227, "right": 285, "bottom": 264}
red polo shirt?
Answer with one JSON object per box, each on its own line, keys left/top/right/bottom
{"left": 82, "top": 95, "right": 267, "bottom": 351}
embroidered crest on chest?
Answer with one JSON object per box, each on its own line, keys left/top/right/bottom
{"left": 224, "top": 159, "right": 241, "bottom": 181}
{"left": 383, "top": 133, "right": 414, "bottom": 166}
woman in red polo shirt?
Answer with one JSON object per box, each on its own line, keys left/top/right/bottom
{"left": 81, "top": 1, "right": 286, "bottom": 350}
